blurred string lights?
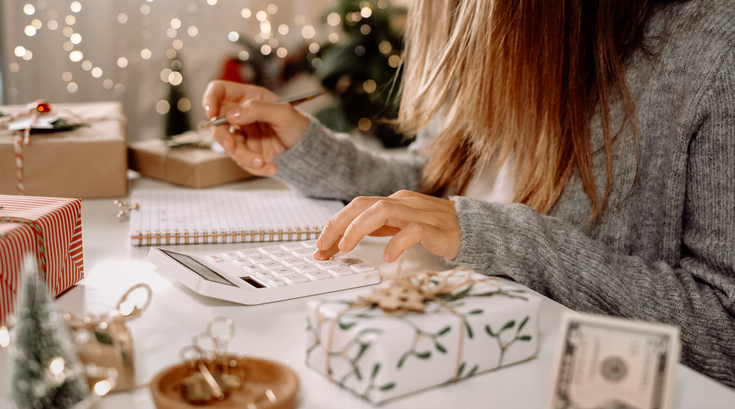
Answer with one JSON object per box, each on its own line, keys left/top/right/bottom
{"left": 7, "top": 0, "right": 399, "bottom": 121}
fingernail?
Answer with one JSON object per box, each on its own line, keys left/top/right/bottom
{"left": 316, "top": 238, "right": 323, "bottom": 249}
{"left": 313, "top": 249, "right": 321, "bottom": 259}
{"left": 205, "top": 104, "right": 210, "bottom": 112}
{"left": 383, "top": 252, "right": 391, "bottom": 262}
{"left": 230, "top": 110, "right": 240, "bottom": 118}
{"left": 268, "top": 167, "right": 277, "bottom": 176}
{"left": 253, "top": 157, "right": 264, "bottom": 167}
{"left": 338, "top": 238, "right": 347, "bottom": 251}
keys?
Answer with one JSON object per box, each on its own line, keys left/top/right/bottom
{"left": 283, "top": 275, "right": 309, "bottom": 284}
{"left": 305, "top": 270, "right": 333, "bottom": 280}
{"left": 314, "top": 260, "right": 343, "bottom": 270}
{"left": 281, "top": 257, "right": 307, "bottom": 267}
{"left": 294, "top": 264, "right": 319, "bottom": 274}
{"left": 236, "top": 249, "right": 262, "bottom": 258}
{"left": 291, "top": 247, "right": 316, "bottom": 257}
{"left": 328, "top": 266, "right": 354, "bottom": 277}
{"left": 259, "top": 260, "right": 283, "bottom": 270}
{"left": 221, "top": 252, "right": 240, "bottom": 260}
{"left": 240, "top": 264, "right": 262, "bottom": 273}
{"left": 334, "top": 254, "right": 364, "bottom": 265}
{"left": 266, "top": 277, "right": 286, "bottom": 287}
{"left": 280, "top": 243, "right": 305, "bottom": 251}
{"left": 255, "top": 271, "right": 277, "bottom": 280}
{"left": 269, "top": 251, "right": 293, "bottom": 260}
{"left": 206, "top": 255, "right": 224, "bottom": 262}
{"left": 260, "top": 245, "right": 285, "bottom": 254}
{"left": 247, "top": 254, "right": 272, "bottom": 264}
{"left": 230, "top": 257, "right": 249, "bottom": 266}
{"left": 271, "top": 267, "right": 296, "bottom": 277}
{"left": 351, "top": 263, "right": 377, "bottom": 273}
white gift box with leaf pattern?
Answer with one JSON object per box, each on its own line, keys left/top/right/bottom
{"left": 305, "top": 270, "right": 541, "bottom": 404}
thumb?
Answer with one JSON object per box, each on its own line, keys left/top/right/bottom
{"left": 225, "top": 100, "right": 308, "bottom": 148}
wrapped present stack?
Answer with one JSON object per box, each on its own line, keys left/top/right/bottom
{"left": 128, "top": 131, "right": 252, "bottom": 189}
{"left": 305, "top": 268, "right": 541, "bottom": 405}
{"left": 0, "top": 195, "right": 84, "bottom": 324}
{"left": 0, "top": 101, "right": 127, "bottom": 198}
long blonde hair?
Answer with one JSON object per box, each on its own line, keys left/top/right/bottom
{"left": 398, "top": 0, "right": 664, "bottom": 219}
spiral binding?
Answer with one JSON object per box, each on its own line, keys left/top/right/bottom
{"left": 133, "top": 225, "right": 322, "bottom": 246}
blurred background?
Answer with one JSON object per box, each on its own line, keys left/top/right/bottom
{"left": 0, "top": 0, "right": 410, "bottom": 147}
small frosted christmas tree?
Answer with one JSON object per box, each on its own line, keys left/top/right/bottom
{"left": 11, "top": 255, "right": 90, "bottom": 409}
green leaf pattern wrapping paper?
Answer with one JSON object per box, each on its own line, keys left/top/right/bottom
{"left": 305, "top": 271, "right": 542, "bottom": 404}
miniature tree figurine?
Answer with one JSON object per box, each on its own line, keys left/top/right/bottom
{"left": 11, "top": 255, "right": 89, "bottom": 409}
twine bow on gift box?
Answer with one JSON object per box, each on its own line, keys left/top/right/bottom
{"left": 61, "top": 283, "right": 152, "bottom": 393}
{"left": 324, "top": 265, "right": 500, "bottom": 385}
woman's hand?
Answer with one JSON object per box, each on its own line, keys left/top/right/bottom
{"left": 314, "top": 190, "right": 461, "bottom": 262}
{"left": 201, "top": 80, "right": 310, "bottom": 176}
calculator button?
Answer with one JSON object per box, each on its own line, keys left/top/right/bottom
{"left": 266, "top": 277, "right": 287, "bottom": 287}
{"left": 255, "top": 271, "right": 277, "bottom": 280}
{"left": 231, "top": 257, "right": 248, "bottom": 266}
{"left": 294, "top": 264, "right": 319, "bottom": 274}
{"left": 260, "top": 245, "right": 285, "bottom": 254}
{"left": 351, "top": 263, "right": 378, "bottom": 273}
{"left": 334, "top": 255, "right": 364, "bottom": 265}
{"left": 259, "top": 260, "right": 283, "bottom": 270}
{"left": 283, "top": 275, "right": 309, "bottom": 284}
{"left": 206, "top": 255, "right": 224, "bottom": 262}
{"left": 269, "top": 251, "right": 293, "bottom": 260}
{"left": 221, "top": 252, "right": 239, "bottom": 260}
{"left": 281, "top": 257, "right": 307, "bottom": 267}
{"left": 240, "top": 264, "right": 261, "bottom": 273}
{"left": 305, "top": 271, "right": 333, "bottom": 280}
{"left": 328, "top": 266, "right": 355, "bottom": 277}
{"left": 271, "top": 267, "right": 296, "bottom": 277}
{"left": 247, "top": 254, "right": 272, "bottom": 263}
{"left": 314, "top": 260, "right": 342, "bottom": 270}
{"left": 291, "top": 247, "right": 316, "bottom": 257}
{"left": 280, "top": 243, "right": 305, "bottom": 251}
{"left": 237, "top": 249, "right": 262, "bottom": 257}
{"left": 301, "top": 240, "right": 318, "bottom": 248}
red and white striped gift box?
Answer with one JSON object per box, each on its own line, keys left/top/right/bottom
{"left": 0, "top": 195, "right": 84, "bottom": 324}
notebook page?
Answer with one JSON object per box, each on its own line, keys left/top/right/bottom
{"left": 129, "top": 189, "right": 344, "bottom": 245}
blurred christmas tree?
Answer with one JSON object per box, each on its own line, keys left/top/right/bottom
{"left": 311, "top": 0, "right": 408, "bottom": 147}
{"left": 165, "top": 57, "right": 192, "bottom": 138}
{"left": 11, "top": 255, "right": 90, "bottom": 409}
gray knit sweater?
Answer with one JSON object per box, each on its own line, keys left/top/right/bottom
{"left": 274, "top": 0, "right": 735, "bottom": 387}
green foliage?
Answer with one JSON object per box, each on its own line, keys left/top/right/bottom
{"left": 12, "top": 265, "right": 89, "bottom": 409}
{"left": 310, "top": 0, "right": 409, "bottom": 147}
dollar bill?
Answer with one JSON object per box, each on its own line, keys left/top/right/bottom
{"left": 547, "top": 312, "right": 680, "bottom": 409}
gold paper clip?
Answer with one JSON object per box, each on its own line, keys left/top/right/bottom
{"left": 114, "top": 200, "right": 140, "bottom": 219}
{"left": 198, "top": 88, "right": 326, "bottom": 130}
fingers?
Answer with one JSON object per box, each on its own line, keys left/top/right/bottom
{"left": 383, "top": 222, "right": 459, "bottom": 262}
{"left": 212, "top": 126, "right": 276, "bottom": 177}
{"left": 313, "top": 236, "right": 341, "bottom": 260}
{"left": 224, "top": 99, "right": 309, "bottom": 149}
{"left": 201, "top": 81, "right": 276, "bottom": 118}
{"left": 338, "top": 200, "right": 444, "bottom": 253}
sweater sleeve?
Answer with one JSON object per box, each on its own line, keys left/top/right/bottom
{"left": 449, "top": 54, "right": 735, "bottom": 386}
{"left": 272, "top": 114, "right": 433, "bottom": 201}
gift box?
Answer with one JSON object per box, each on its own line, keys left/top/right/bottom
{"left": 305, "top": 269, "right": 541, "bottom": 404}
{"left": 0, "top": 195, "right": 84, "bottom": 325}
{"left": 0, "top": 101, "right": 128, "bottom": 198}
{"left": 128, "top": 132, "right": 252, "bottom": 189}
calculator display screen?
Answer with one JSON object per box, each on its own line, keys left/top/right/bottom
{"left": 158, "top": 249, "right": 237, "bottom": 287}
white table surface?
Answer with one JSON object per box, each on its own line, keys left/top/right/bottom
{"left": 2, "top": 175, "right": 734, "bottom": 408}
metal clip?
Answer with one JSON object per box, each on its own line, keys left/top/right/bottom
{"left": 114, "top": 200, "right": 139, "bottom": 219}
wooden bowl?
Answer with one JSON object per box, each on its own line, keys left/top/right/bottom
{"left": 150, "top": 355, "right": 299, "bottom": 409}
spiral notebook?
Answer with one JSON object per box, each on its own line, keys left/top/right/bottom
{"left": 128, "top": 189, "right": 344, "bottom": 246}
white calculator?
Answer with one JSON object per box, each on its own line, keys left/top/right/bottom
{"left": 147, "top": 240, "right": 382, "bottom": 305}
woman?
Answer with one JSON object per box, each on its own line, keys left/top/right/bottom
{"left": 202, "top": 0, "right": 735, "bottom": 386}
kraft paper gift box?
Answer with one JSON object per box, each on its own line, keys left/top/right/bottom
{"left": 0, "top": 101, "right": 128, "bottom": 198}
{"left": 0, "top": 195, "right": 84, "bottom": 325}
{"left": 305, "top": 270, "right": 542, "bottom": 404}
{"left": 128, "top": 132, "right": 252, "bottom": 189}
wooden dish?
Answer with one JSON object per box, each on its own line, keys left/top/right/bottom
{"left": 150, "top": 355, "right": 299, "bottom": 409}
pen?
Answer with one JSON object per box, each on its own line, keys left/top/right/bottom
{"left": 198, "top": 88, "right": 326, "bottom": 130}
